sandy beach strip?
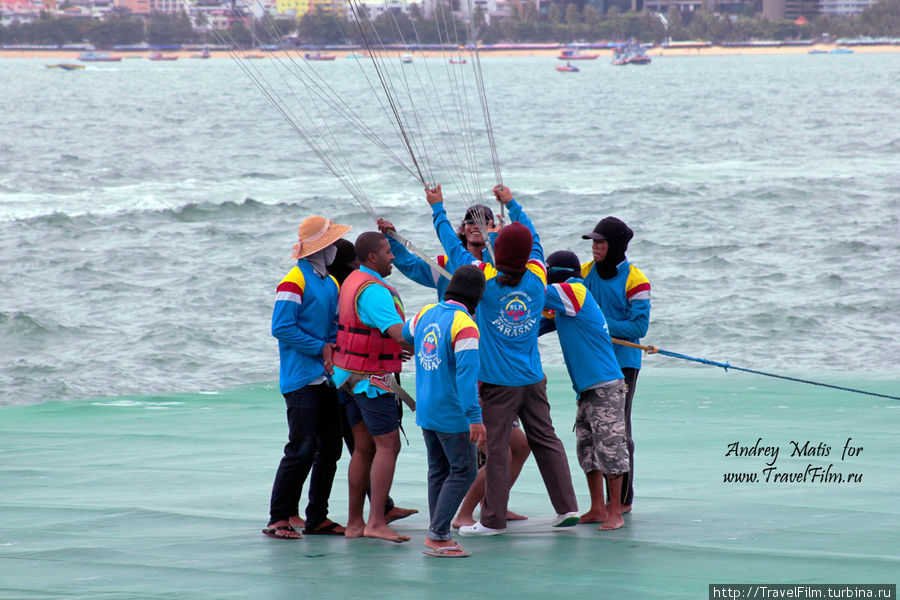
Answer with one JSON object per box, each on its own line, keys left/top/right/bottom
{"left": 3, "top": 44, "right": 899, "bottom": 60}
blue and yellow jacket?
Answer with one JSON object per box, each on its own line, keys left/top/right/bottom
{"left": 433, "top": 199, "right": 547, "bottom": 386}
{"left": 271, "top": 260, "right": 339, "bottom": 394}
{"left": 581, "top": 259, "right": 651, "bottom": 369}
{"left": 543, "top": 278, "right": 624, "bottom": 394}
{"left": 402, "top": 301, "right": 482, "bottom": 433}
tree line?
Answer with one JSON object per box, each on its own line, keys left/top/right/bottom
{"left": 1, "top": 0, "right": 898, "bottom": 48}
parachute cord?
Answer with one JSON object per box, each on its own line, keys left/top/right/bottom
{"left": 349, "top": 0, "right": 428, "bottom": 186}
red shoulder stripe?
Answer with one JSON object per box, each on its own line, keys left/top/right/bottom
{"left": 626, "top": 282, "right": 651, "bottom": 298}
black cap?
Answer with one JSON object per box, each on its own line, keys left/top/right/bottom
{"left": 582, "top": 216, "right": 633, "bottom": 245}
{"left": 546, "top": 250, "right": 581, "bottom": 284}
{"left": 444, "top": 264, "right": 486, "bottom": 314}
{"left": 463, "top": 204, "right": 495, "bottom": 224}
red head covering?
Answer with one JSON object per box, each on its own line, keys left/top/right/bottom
{"left": 494, "top": 223, "right": 532, "bottom": 275}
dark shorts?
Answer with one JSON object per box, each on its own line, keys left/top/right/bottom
{"left": 343, "top": 392, "right": 399, "bottom": 436}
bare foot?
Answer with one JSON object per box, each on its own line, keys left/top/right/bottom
{"left": 506, "top": 510, "right": 528, "bottom": 521}
{"left": 606, "top": 502, "right": 632, "bottom": 515}
{"left": 385, "top": 506, "right": 418, "bottom": 524}
{"left": 288, "top": 515, "right": 306, "bottom": 529}
{"left": 579, "top": 510, "right": 607, "bottom": 524}
{"left": 598, "top": 514, "right": 624, "bottom": 530}
{"left": 344, "top": 519, "right": 366, "bottom": 539}
{"left": 451, "top": 515, "right": 476, "bottom": 529}
{"left": 364, "top": 524, "right": 411, "bottom": 543}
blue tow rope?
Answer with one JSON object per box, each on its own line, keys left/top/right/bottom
{"left": 616, "top": 341, "right": 899, "bottom": 401}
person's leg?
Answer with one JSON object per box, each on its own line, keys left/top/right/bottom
{"left": 517, "top": 378, "right": 578, "bottom": 517}
{"left": 615, "top": 367, "right": 639, "bottom": 509}
{"left": 422, "top": 429, "right": 450, "bottom": 522}
{"left": 340, "top": 390, "right": 408, "bottom": 520}
{"left": 580, "top": 470, "right": 608, "bottom": 523}
{"left": 364, "top": 428, "right": 406, "bottom": 542}
{"left": 452, "top": 425, "right": 531, "bottom": 528}
{"left": 431, "top": 432, "right": 476, "bottom": 538}
{"left": 345, "top": 416, "right": 374, "bottom": 539}
{"left": 267, "top": 387, "right": 318, "bottom": 537}
{"left": 477, "top": 384, "right": 520, "bottom": 531}
{"left": 601, "top": 474, "right": 625, "bottom": 531}
{"left": 303, "top": 384, "right": 344, "bottom": 532}
{"left": 355, "top": 393, "right": 408, "bottom": 543}
{"left": 506, "top": 425, "right": 531, "bottom": 520}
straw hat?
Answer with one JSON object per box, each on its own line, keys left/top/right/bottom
{"left": 289, "top": 216, "right": 352, "bottom": 260}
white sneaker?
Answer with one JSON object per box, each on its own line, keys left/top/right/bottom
{"left": 458, "top": 521, "right": 505, "bottom": 536}
{"left": 552, "top": 511, "right": 580, "bottom": 527}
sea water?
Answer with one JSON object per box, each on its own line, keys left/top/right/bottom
{"left": 1, "top": 53, "right": 897, "bottom": 407}
{"left": 0, "top": 52, "right": 898, "bottom": 599}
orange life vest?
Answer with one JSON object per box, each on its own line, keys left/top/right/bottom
{"left": 334, "top": 270, "right": 405, "bottom": 374}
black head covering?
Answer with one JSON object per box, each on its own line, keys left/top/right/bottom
{"left": 444, "top": 264, "right": 486, "bottom": 314}
{"left": 326, "top": 238, "right": 359, "bottom": 285}
{"left": 463, "top": 204, "right": 495, "bottom": 224}
{"left": 582, "top": 216, "right": 633, "bottom": 280}
{"left": 546, "top": 250, "right": 581, "bottom": 285}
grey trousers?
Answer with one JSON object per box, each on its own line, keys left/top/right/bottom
{"left": 480, "top": 377, "right": 578, "bottom": 529}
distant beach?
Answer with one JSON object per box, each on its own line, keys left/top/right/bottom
{"left": 2, "top": 43, "right": 900, "bottom": 60}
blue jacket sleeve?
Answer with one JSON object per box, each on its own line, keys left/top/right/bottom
{"left": 606, "top": 298, "right": 651, "bottom": 340}
{"left": 455, "top": 348, "right": 482, "bottom": 425}
{"left": 401, "top": 317, "right": 415, "bottom": 344}
{"left": 388, "top": 235, "right": 439, "bottom": 290}
{"left": 506, "top": 199, "right": 544, "bottom": 263}
{"left": 271, "top": 301, "right": 326, "bottom": 355}
{"left": 432, "top": 202, "right": 479, "bottom": 267}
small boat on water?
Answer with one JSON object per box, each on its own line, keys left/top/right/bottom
{"left": 830, "top": 47, "right": 854, "bottom": 54}
{"left": 304, "top": 52, "right": 336, "bottom": 61}
{"left": 556, "top": 62, "right": 580, "bottom": 73}
{"left": 148, "top": 52, "right": 178, "bottom": 61}
{"left": 243, "top": 54, "right": 266, "bottom": 59}
{"left": 78, "top": 51, "right": 121, "bottom": 62}
{"left": 46, "top": 63, "right": 85, "bottom": 70}
{"left": 557, "top": 48, "right": 599, "bottom": 60}
{"left": 808, "top": 49, "right": 828, "bottom": 54}
{"left": 192, "top": 48, "right": 211, "bottom": 59}
{"left": 449, "top": 57, "right": 466, "bottom": 64}
{"left": 612, "top": 43, "right": 651, "bottom": 66}
{"left": 401, "top": 54, "right": 413, "bottom": 64}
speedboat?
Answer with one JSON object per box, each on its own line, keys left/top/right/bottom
{"left": 304, "top": 52, "right": 337, "bottom": 61}
{"left": 78, "top": 51, "right": 121, "bottom": 62}
{"left": 46, "top": 63, "right": 85, "bottom": 70}
{"left": 401, "top": 54, "right": 413, "bottom": 63}
{"left": 557, "top": 48, "right": 599, "bottom": 60}
{"left": 556, "top": 62, "right": 580, "bottom": 72}
{"left": 148, "top": 52, "right": 178, "bottom": 61}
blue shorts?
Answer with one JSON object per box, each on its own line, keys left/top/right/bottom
{"left": 343, "top": 392, "right": 399, "bottom": 436}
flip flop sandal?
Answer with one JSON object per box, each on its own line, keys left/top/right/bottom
{"left": 302, "top": 520, "right": 346, "bottom": 536}
{"left": 262, "top": 525, "right": 302, "bottom": 540}
{"left": 423, "top": 545, "right": 471, "bottom": 558}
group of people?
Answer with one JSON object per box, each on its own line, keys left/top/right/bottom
{"left": 263, "top": 184, "right": 651, "bottom": 558}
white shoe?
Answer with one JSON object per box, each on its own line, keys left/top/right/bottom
{"left": 458, "top": 521, "right": 505, "bottom": 536}
{"left": 552, "top": 511, "right": 580, "bottom": 527}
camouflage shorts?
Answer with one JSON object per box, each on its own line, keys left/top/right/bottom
{"left": 575, "top": 381, "right": 629, "bottom": 475}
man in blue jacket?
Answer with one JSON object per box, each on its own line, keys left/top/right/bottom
{"left": 402, "top": 265, "right": 487, "bottom": 557}
{"left": 581, "top": 217, "right": 651, "bottom": 512}
{"left": 542, "top": 250, "right": 629, "bottom": 530}
{"left": 264, "top": 216, "right": 351, "bottom": 540}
